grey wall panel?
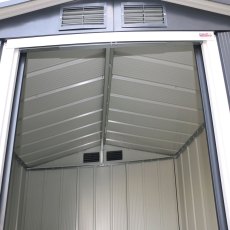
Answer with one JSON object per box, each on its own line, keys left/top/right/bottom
{"left": 112, "top": 165, "right": 127, "bottom": 230}
{"left": 42, "top": 170, "right": 61, "bottom": 230}
{"left": 96, "top": 167, "right": 111, "bottom": 230}
{"left": 158, "top": 160, "right": 179, "bottom": 230}
{"left": 175, "top": 157, "right": 187, "bottom": 230}
{"left": 59, "top": 169, "right": 77, "bottom": 230}
{"left": 17, "top": 160, "right": 178, "bottom": 230}
{"left": 127, "top": 163, "right": 145, "bottom": 230}
{"left": 142, "top": 162, "right": 161, "bottom": 229}
{"left": 175, "top": 130, "right": 218, "bottom": 230}
{"left": 127, "top": 161, "right": 179, "bottom": 230}
{"left": 4, "top": 158, "right": 26, "bottom": 230}
{"left": 79, "top": 167, "right": 94, "bottom": 230}
{"left": 23, "top": 170, "right": 44, "bottom": 230}
{"left": 217, "top": 32, "right": 230, "bottom": 105}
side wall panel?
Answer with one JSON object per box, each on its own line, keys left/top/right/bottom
{"left": 18, "top": 160, "right": 178, "bottom": 230}
{"left": 175, "top": 131, "right": 218, "bottom": 230}
{"left": 217, "top": 32, "right": 230, "bottom": 105}
{"left": 4, "top": 158, "right": 26, "bottom": 230}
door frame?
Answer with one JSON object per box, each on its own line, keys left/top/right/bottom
{"left": 0, "top": 31, "right": 229, "bottom": 229}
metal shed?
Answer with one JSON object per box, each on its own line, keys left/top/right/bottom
{"left": 0, "top": 1, "right": 230, "bottom": 230}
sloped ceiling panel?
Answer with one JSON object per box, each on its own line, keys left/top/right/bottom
{"left": 14, "top": 43, "right": 204, "bottom": 167}
{"left": 15, "top": 49, "right": 105, "bottom": 166}
{"left": 106, "top": 44, "right": 203, "bottom": 156}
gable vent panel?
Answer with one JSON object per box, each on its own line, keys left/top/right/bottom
{"left": 60, "top": 4, "right": 106, "bottom": 30}
{"left": 122, "top": 2, "right": 166, "bottom": 28}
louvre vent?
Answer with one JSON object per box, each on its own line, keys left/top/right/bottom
{"left": 60, "top": 4, "right": 106, "bottom": 30}
{"left": 122, "top": 3, "right": 166, "bottom": 28}
{"left": 107, "top": 150, "right": 123, "bottom": 161}
{"left": 83, "top": 152, "right": 100, "bottom": 163}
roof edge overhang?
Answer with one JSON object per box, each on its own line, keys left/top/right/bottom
{"left": 0, "top": 0, "right": 76, "bottom": 20}
{"left": 164, "top": 0, "right": 230, "bottom": 16}
{"left": 0, "top": 0, "right": 230, "bottom": 21}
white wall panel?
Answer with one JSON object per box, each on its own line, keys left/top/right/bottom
{"left": 175, "top": 131, "right": 218, "bottom": 230}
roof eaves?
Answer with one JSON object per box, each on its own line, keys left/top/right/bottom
{"left": 163, "top": 0, "right": 230, "bottom": 16}
{"left": 0, "top": 0, "right": 74, "bottom": 20}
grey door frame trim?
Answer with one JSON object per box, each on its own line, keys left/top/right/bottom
{"left": 194, "top": 45, "right": 228, "bottom": 230}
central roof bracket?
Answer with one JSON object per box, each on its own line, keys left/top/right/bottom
{"left": 100, "top": 48, "right": 114, "bottom": 165}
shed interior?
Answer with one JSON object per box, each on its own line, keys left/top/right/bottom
{"left": 5, "top": 43, "right": 218, "bottom": 230}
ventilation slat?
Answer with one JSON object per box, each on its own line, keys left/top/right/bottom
{"left": 122, "top": 3, "right": 166, "bottom": 27}
{"left": 60, "top": 4, "right": 106, "bottom": 30}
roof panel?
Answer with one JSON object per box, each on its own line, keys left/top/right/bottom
{"left": 23, "top": 78, "right": 103, "bottom": 116}
{"left": 107, "top": 121, "right": 189, "bottom": 144}
{"left": 25, "top": 57, "right": 104, "bottom": 98}
{"left": 111, "top": 76, "right": 202, "bottom": 109}
{"left": 16, "top": 122, "right": 101, "bottom": 155}
{"left": 15, "top": 110, "right": 102, "bottom": 146}
{"left": 108, "top": 109, "right": 199, "bottom": 134}
{"left": 14, "top": 43, "right": 204, "bottom": 166}
{"left": 18, "top": 95, "right": 103, "bottom": 133}
{"left": 113, "top": 55, "right": 197, "bottom": 90}
{"left": 109, "top": 95, "right": 202, "bottom": 124}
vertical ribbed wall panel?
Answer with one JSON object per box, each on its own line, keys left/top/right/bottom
{"left": 142, "top": 162, "right": 161, "bottom": 230}
{"left": 96, "top": 167, "right": 111, "bottom": 230}
{"left": 42, "top": 170, "right": 61, "bottom": 230}
{"left": 19, "top": 160, "right": 178, "bottom": 230}
{"left": 175, "top": 131, "right": 218, "bottom": 230}
{"left": 4, "top": 158, "right": 26, "bottom": 230}
{"left": 112, "top": 165, "right": 127, "bottom": 230}
{"left": 158, "top": 160, "right": 179, "bottom": 230}
{"left": 79, "top": 167, "right": 94, "bottom": 230}
{"left": 23, "top": 170, "right": 44, "bottom": 230}
{"left": 59, "top": 169, "right": 77, "bottom": 230}
{"left": 127, "top": 163, "right": 145, "bottom": 230}
{"left": 217, "top": 32, "right": 230, "bottom": 104}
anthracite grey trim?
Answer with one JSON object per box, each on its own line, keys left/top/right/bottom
{"left": 194, "top": 45, "right": 228, "bottom": 230}
{"left": 0, "top": 0, "right": 30, "bottom": 8}
{"left": 216, "top": 32, "right": 230, "bottom": 107}
{"left": 0, "top": 40, "right": 4, "bottom": 62}
{"left": 0, "top": 1, "right": 230, "bottom": 39}
{"left": 211, "top": 0, "right": 230, "bottom": 5}
{"left": 0, "top": 53, "right": 26, "bottom": 230}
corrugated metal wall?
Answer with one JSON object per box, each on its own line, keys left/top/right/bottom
{"left": 18, "top": 160, "right": 178, "bottom": 230}
{"left": 5, "top": 130, "right": 219, "bottom": 230}
{"left": 217, "top": 32, "right": 230, "bottom": 104}
{"left": 4, "top": 158, "right": 26, "bottom": 230}
{"left": 175, "top": 130, "right": 218, "bottom": 230}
